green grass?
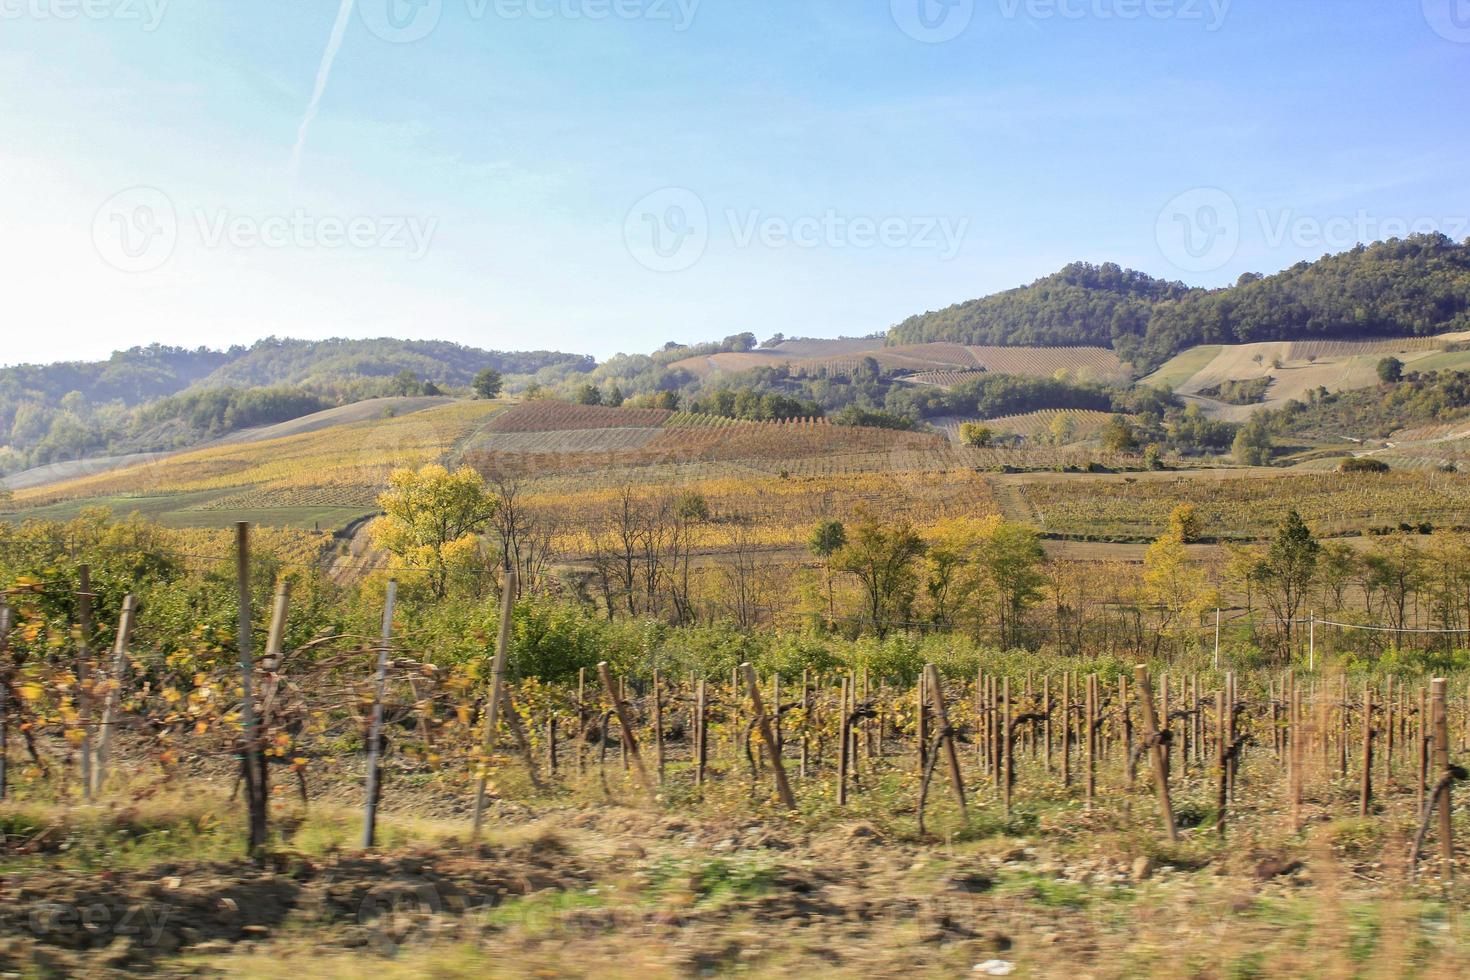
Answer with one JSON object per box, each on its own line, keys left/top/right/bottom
{"left": 1405, "top": 347, "right": 1470, "bottom": 374}
{"left": 1143, "top": 345, "right": 1223, "bottom": 390}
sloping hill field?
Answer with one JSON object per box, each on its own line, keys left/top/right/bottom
{"left": 1149, "top": 332, "right": 1470, "bottom": 420}
{"left": 1, "top": 400, "right": 506, "bottom": 530}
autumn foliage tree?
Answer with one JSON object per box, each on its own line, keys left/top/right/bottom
{"left": 372, "top": 465, "right": 499, "bottom": 599}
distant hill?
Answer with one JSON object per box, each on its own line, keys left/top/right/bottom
{"left": 889, "top": 235, "right": 1470, "bottom": 369}
{"left": 0, "top": 338, "right": 593, "bottom": 475}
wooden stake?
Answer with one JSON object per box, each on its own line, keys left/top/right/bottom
{"left": 472, "top": 565, "right": 518, "bottom": 837}
{"left": 600, "top": 662, "right": 653, "bottom": 792}
{"left": 837, "top": 675, "right": 851, "bottom": 806}
{"left": 923, "top": 663, "right": 968, "bottom": 817}
{"left": 362, "top": 579, "right": 397, "bottom": 849}
{"left": 77, "top": 565, "right": 94, "bottom": 800}
{"left": 92, "top": 593, "right": 137, "bottom": 795}
{"left": 0, "top": 604, "right": 12, "bottom": 801}
{"left": 1431, "top": 678, "right": 1453, "bottom": 878}
{"left": 742, "top": 663, "right": 795, "bottom": 809}
{"left": 1134, "top": 665, "right": 1177, "bottom": 841}
{"left": 234, "top": 525, "right": 268, "bottom": 856}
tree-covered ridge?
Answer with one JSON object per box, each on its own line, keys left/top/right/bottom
{"left": 889, "top": 235, "right": 1470, "bottom": 369}
{"left": 195, "top": 337, "right": 592, "bottom": 389}
{"left": 0, "top": 338, "right": 594, "bottom": 476}
{"left": 888, "top": 261, "right": 1195, "bottom": 350}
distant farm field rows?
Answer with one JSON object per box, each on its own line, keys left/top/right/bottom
{"left": 672, "top": 341, "right": 1130, "bottom": 384}
{"left": 1018, "top": 470, "right": 1470, "bottom": 540}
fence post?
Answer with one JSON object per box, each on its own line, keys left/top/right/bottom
{"left": 362, "top": 579, "right": 397, "bottom": 849}
{"left": 0, "top": 603, "right": 11, "bottom": 800}
{"left": 742, "top": 663, "right": 795, "bottom": 810}
{"left": 92, "top": 594, "right": 137, "bottom": 795}
{"left": 472, "top": 565, "right": 518, "bottom": 838}
{"left": 599, "top": 662, "right": 653, "bottom": 793}
{"left": 77, "top": 564, "right": 94, "bottom": 801}
{"left": 233, "top": 524, "right": 269, "bottom": 856}
{"left": 838, "top": 675, "right": 850, "bottom": 806}
{"left": 925, "top": 663, "right": 968, "bottom": 817}
{"left": 1431, "top": 678, "right": 1453, "bottom": 878}
{"left": 1134, "top": 665, "right": 1177, "bottom": 841}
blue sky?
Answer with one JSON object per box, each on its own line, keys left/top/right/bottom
{"left": 1, "top": 0, "right": 1467, "bottom": 366}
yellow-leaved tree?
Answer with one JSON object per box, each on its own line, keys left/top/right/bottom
{"left": 371, "top": 464, "right": 499, "bottom": 598}
{"left": 1140, "top": 528, "right": 1218, "bottom": 658}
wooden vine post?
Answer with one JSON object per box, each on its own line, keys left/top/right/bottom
{"left": 92, "top": 593, "right": 137, "bottom": 795}
{"left": 235, "top": 523, "right": 268, "bottom": 856}
{"left": 837, "top": 675, "right": 851, "bottom": 806}
{"left": 0, "top": 603, "right": 11, "bottom": 801}
{"left": 598, "top": 661, "right": 653, "bottom": 793}
{"left": 472, "top": 565, "right": 518, "bottom": 837}
{"left": 76, "top": 564, "right": 94, "bottom": 800}
{"left": 362, "top": 578, "right": 397, "bottom": 849}
{"left": 1431, "top": 678, "right": 1453, "bottom": 877}
{"left": 1360, "top": 681, "right": 1374, "bottom": 817}
{"left": 694, "top": 678, "right": 707, "bottom": 788}
{"left": 925, "top": 663, "right": 968, "bottom": 816}
{"left": 1134, "top": 665, "right": 1177, "bottom": 841}
{"left": 742, "top": 663, "right": 795, "bottom": 810}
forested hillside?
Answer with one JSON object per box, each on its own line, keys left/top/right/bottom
{"left": 0, "top": 338, "right": 593, "bottom": 475}
{"left": 890, "top": 235, "right": 1470, "bottom": 369}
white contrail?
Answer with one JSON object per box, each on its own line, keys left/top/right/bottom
{"left": 291, "top": 0, "right": 357, "bottom": 178}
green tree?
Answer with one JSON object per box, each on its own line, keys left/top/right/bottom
{"left": 958, "top": 422, "right": 993, "bottom": 448}
{"left": 808, "top": 520, "right": 847, "bottom": 628}
{"left": 575, "top": 384, "right": 603, "bottom": 406}
{"left": 1377, "top": 356, "right": 1404, "bottom": 383}
{"left": 371, "top": 465, "right": 499, "bottom": 599}
{"left": 1168, "top": 503, "right": 1203, "bottom": 542}
{"left": 1256, "top": 509, "right": 1319, "bottom": 656}
{"left": 833, "top": 512, "right": 923, "bottom": 637}
{"left": 977, "top": 521, "right": 1046, "bottom": 649}
{"left": 1232, "top": 416, "right": 1274, "bottom": 465}
{"left": 1101, "top": 414, "right": 1138, "bottom": 453}
{"left": 472, "top": 368, "right": 503, "bottom": 399}
{"left": 606, "top": 384, "right": 625, "bottom": 407}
